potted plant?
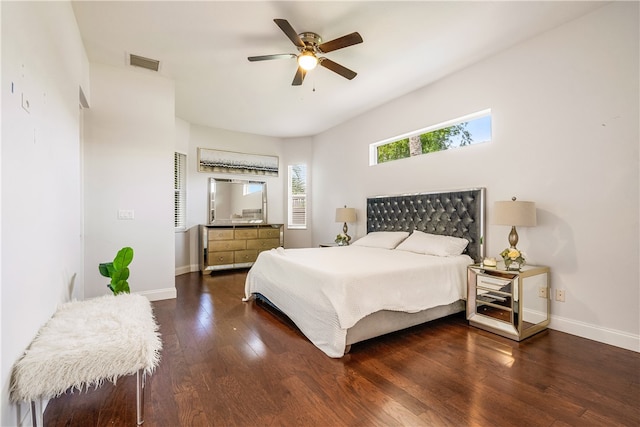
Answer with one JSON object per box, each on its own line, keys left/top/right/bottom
{"left": 99, "top": 247, "right": 134, "bottom": 295}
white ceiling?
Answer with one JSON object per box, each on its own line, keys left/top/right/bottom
{"left": 71, "top": 1, "right": 606, "bottom": 138}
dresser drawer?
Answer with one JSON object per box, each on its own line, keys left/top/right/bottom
{"left": 258, "top": 227, "right": 281, "bottom": 239}
{"left": 246, "top": 238, "right": 280, "bottom": 250}
{"left": 209, "top": 239, "right": 246, "bottom": 251}
{"left": 235, "top": 228, "right": 258, "bottom": 239}
{"left": 234, "top": 250, "right": 258, "bottom": 264}
{"left": 208, "top": 251, "right": 234, "bottom": 266}
{"left": 208, "top": 229, "right": 234, "bottom": 240}
{"left": 200, "top": 224, "right": 283, "bottom": 273}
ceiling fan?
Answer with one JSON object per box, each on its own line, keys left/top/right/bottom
{"left": 248, "top": 19, "right": 363, "bottom": 86}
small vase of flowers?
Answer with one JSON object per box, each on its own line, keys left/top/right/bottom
{"left": 500, "top": 248, "right": 525, "bottom": 271}
{"left": 335, "top": 234, "right": 348, "bottom": 246}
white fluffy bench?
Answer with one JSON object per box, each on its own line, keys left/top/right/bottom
{"left": 9, "top": 293, "right": 162, "bottom": 426}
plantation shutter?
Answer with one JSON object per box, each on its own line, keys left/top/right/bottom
{"left": 174, "top": 152, "right": 187, "bottom": 230}
{"left": 288, "top": 164, "right": 307, "bottom": 229}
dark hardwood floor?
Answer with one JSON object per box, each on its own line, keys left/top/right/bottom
{"left": 44, "top": 270, "right": 640, "bottom": 426}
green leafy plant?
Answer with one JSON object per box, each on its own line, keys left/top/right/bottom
{"left": 99, "top": 247, "right": 134, "bottom": 295}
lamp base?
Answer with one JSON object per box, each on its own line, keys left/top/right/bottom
{"left": 508, "top": 226, "right": 519, "bottom": 248}
{"left": 343, "top": 222, "right": 351, "bottom": 245}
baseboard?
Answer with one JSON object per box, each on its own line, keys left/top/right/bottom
{"left": 175, "top": 264, "right": 199, "bottom": 276}
{"left": 523, "top": 308, "right": 547, "bottom": 324}
{"left": 550, "top": 314, "right": 639, "bottom": 352}
{"left": 139, "top": 287, "right": 177, "bottom": 301}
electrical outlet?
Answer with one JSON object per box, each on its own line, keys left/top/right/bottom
{"left": 538, "top": 287, "right": 548, "bottom": 298}
{"left": 555, "top": 289, "right": 566, "bottom": 302}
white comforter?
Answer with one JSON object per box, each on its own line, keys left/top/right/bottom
{"left": 244, "top": 246, "right": 472, "bottom": 357}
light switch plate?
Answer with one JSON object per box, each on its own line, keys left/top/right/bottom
{"left": 118, "top": 209, "right": 134, "bottom": 220}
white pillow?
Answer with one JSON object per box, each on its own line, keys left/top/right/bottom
{"left": 351, "top": 231, "right": 410, "bottom": 249}
{"left": 395, "top": 230, "right": 469, "bottom": 256}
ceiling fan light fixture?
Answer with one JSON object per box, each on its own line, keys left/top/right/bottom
{"left": 250, "top": 19, "right": 362, "bottom": 85}
{"left": 298, "top": 51, "right": 318, "bottom": 71}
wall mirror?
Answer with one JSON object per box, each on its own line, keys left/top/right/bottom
{"left": 208, "top": 178, "right": 267, "bottom": 225}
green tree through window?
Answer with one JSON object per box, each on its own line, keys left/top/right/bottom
{"left": 290, "top": 165, "right": 306, "bottom": 194}
{"left": 373, "top": 112, "right": 490, "bottom": 165}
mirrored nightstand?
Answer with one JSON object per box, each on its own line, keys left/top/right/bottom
{"left": 467, "top": 263, "right": 550, "bottom": 341}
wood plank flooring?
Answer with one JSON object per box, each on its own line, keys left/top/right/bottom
{"left": 44, "top": 270, "right": 640, "bottom": 426}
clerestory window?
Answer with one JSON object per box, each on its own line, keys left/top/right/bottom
{"left": 370, "top": 110, "right": 492, "bottom": 165}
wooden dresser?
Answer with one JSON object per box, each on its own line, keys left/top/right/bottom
{"left": 199, "top": 224, "right": 283, "bottom": 273}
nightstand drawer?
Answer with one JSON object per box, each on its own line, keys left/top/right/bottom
{"left": 476, "top": 290, "right": 513, "bottom": 309}
{"left": 476, "top": 274, "right": 512, "bottom": 294}
{"left": 476, "top": 303, "right": 512, "bottom": 323}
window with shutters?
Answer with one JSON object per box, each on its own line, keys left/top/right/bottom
{"left": 174, "top": 152, "right": 187, "bottom": 231}
{"left": 288, "top": 164, "right": 307, "bottom": 229}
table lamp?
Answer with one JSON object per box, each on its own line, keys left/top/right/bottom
{"left": 335, "top": 206, "right": 357, "bottom": 245}
{"left": 493, "top": 197, "right": 537, "bottom": 250}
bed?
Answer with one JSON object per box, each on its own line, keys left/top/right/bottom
{"left": 243, "top": 188, "right": 485, "bottom": 357}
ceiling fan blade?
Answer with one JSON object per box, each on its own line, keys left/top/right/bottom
{"left": 274, "top": 19, "right": 305, "bottom": 49}
{"left": 248, "top": 53, "right": 296, "bottom": 62}
{"left": 292, "top": 67, "right": 306, "bottom": 86}
{"left": 318, "top": 32, "right": 363, "bottom": 53}
{"left": 319, "top": 58, "right": 357, "bottom": 80}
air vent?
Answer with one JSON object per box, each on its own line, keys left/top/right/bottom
{"left": 129, "top": 54, "right": 160, "bottom": 72}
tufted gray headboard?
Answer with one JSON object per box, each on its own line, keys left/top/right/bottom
{"left": 366, "top": 188, "right": 485, "bottom": 263}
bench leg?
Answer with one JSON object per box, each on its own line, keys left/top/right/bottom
{"left": 30, "top": 400, "right": 43, "bottom": 427}
{"left": 136, "top": 369, "right": 146, "bottom": 425}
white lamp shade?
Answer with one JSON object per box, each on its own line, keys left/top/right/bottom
{"left": 335, "top": 207, "right": 357, "bottom": 223}
{"left": 493, "top": 200, "right": 537, "bottom": 227}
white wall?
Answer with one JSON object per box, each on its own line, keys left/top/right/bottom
{"left": 174, "top": 124, "right": 285, "bottom": 273}
{"left": 174, "top": 117, "right": 191, "bottom": 275}
{"left": 1, "top": 2, "right": 88, "bottom": 424}
{"left": 83, "top": 63, "right": 176, "bottom": 300}
{"left": 312, "top": 2, "right": 639, "bottom": 351}
{"left": 282, "top": 137, "right": 314, "bottom": 248}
